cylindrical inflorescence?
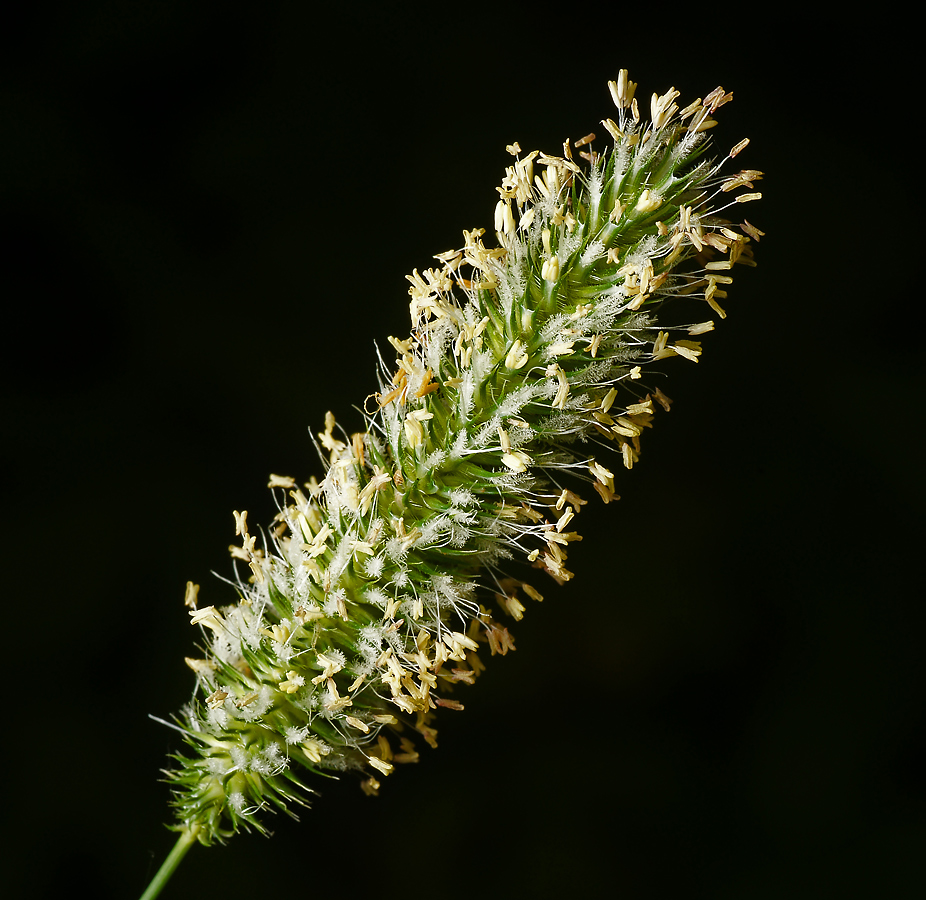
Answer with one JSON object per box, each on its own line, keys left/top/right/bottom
{"left": 162, "top": 71, "right": 762, "bottom": 844}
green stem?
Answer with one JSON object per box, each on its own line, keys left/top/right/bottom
{"left": 139, "top": 826, "right": 198, "bottom": 900}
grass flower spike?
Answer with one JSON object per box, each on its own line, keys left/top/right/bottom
{"left": 141, "top": 70, "right": 762, "bottom": 898}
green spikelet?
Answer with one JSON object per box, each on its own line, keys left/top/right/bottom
{"left": 159, "top": 70, "right": 762, "bottom": 847}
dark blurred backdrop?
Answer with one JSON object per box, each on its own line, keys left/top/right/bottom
{"left": 2, "top": 4, "right": 920, "bottom": 899}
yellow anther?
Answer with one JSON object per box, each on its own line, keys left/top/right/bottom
{"left": 183, "top": 581, "right": 200, "bottom": 609}
{"left": 279, "top": 672, "right": 304, "bottom": 694}
{"left": 505, "top": 339, "right": 529, "bottom": 370}
{"left": 268, "top": 474, "right": 296, "bottom": 489}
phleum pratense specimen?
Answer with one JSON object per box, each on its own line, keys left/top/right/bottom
{"left": 141, "top": 70, "right": 762, "bottom": 898}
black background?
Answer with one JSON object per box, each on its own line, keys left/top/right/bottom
{"left": 2, "top": 5, "right": 921, "bottom": 899}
